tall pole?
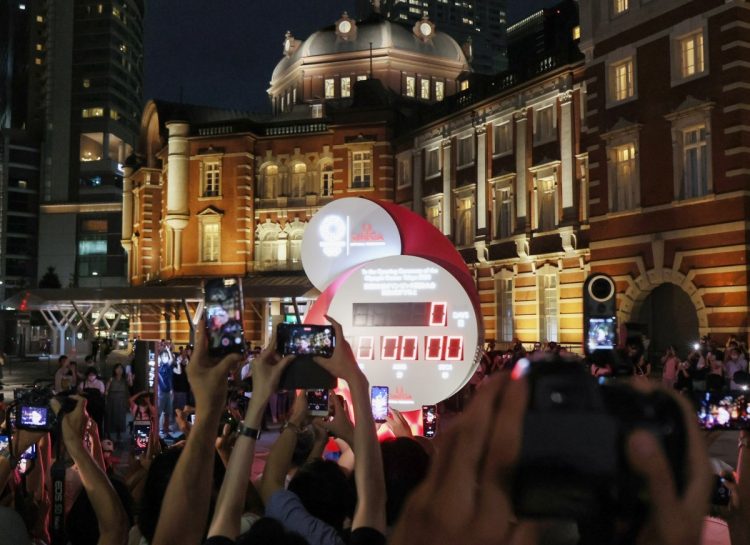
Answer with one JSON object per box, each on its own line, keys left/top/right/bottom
{"left": 369, "top": 42, "right": 373, "bottom": 78}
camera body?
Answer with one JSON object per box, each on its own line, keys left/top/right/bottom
{"left": 514, "top": 355, "right": 687, "bottom": 523}
{"left": 14, "top": 386, "right": 77, "bottom": 431}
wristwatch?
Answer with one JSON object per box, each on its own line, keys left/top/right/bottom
{"left": 236, "top": 422, "right": 261, "bottom": 440}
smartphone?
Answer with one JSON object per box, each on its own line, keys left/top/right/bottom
{"left": 586, "top": 317, "right": 616, "bottom": 352}
{"left": 0, "top": 434, "right": 8, "bottom": 454}
{"left": 306, "top": 389, "right": 330, "bottom": 417}
{"left": 422, "top": 405, "right": 437, "bottom": 438}
{"left": 277, "top": 323, "right": 335, "bottom": 357}
{"left": 133, "top": 423, "right": 151, "bottom": 455}
{"left": 696, "top": 392, "right": 750, "bottom": 430}
{"left": 204, "top": 278, "right": 245, "bottom": 357}
{"left": 712, "top": 475, "right": 732, "bottom": 506}
{"left": 371, "top": 386, "right": 389, "bottom": 423}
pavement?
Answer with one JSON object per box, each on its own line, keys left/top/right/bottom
{"left": 0, "top": 357, "right": 742, "bottom": 476}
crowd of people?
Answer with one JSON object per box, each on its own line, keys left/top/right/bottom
{"left": 1, "top": 323, "right": 750, "bottom": 545}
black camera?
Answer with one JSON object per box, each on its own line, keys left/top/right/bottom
{"left": 514, "top": 355, "right": 687, "bottom": 527}
{"left": 14, "top": 386, "right": 77, "bottom": 431}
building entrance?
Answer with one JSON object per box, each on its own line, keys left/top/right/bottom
{"left": 635, "top": 283, "right": 699, "bottom": 361}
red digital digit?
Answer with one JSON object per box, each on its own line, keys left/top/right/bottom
{"left": 425, "top": 336, "right": 444, "bottom": 360}
{"left": 400, "top": 336, "right": 418, "bottom": 360}
{"left": 429, "top": 302, "right": 447, "bottom": 326}
{"left": 381, "top": 336, "right": 399, "bottom": 360}
{"left": 357, "top": 336, "right": 374, "bottom": 360}
{"left": 445, "top": 336, "right": 464, "bottom": 361}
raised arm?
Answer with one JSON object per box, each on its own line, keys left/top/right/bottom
{"left": 208, "top": 339, "right": 293, "bottom": 540}
{"left": 259, "top": 392, "right": 308, "bottom": 504}
{"left": 315, "top": 316, "right": 386, "bottom": 533}
{"left": 61, "top": 396, "right": 129, "bottom": 545}
{"left": 151, "top": 320, "right": 242, "bottom": 545}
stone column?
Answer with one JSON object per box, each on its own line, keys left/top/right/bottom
{"left": 442, "top": 138, "right": 452, "bottom": 236}
{"left": 515, "top": 110, "right": 528, "bottom": 229}
{"left": 121, "top": 162, "right": 134, "bottom": 279}
{"left": 165, "top": 121, "right": 190, "bottom": 270}
{"left": 412, "top": 147, "right": 423, "bottom": 215}
{"left": 476, "top": 125, "right": 487, "bottom": 231}
{"left": 560, "top": 91, "right": 574, "bottom": 213}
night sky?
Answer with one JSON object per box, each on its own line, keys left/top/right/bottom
{"left": 144, "top": 0, "right": 559, "bottom": 113}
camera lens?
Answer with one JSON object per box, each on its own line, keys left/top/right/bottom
{"left": 588, "top": 276, "right": 615, "bottom": 302}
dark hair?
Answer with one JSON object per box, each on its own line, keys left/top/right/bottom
{"left": 287, "top": 459, "right": 355, "bottom": 531}
{"left": 65, "top": 477, "right": 134, "bottom": 545}
{"left": 238, "top": 518, "right": 308, "bottom": 545}
{"left": 139, "top": 446, "right": 226, "bottom": 542}
{"left": 58, "top": 355, "right": 68, "bottom": 364}
{"left": 112, "top": 363, "right": 125, "bottom": 378}
{"left": 381, "top": 437, "right": 430, "bottom": 525}
{"left": 85, "top": 366, "right": 98, "bottom": 378}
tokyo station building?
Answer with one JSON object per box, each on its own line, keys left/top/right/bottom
{"left": 123, "top": 1, "right": 750, "bottom": 354}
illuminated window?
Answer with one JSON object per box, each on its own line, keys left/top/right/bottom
{"left": 35, "top": 43, "right": 43, "bottom": 51}
{"left": 682, "top": 126, "right": 708, "bottom": 199}
{"left": 324, "top": 78, "right": 335, "bottom": 99}
{"left": 435, "top": 80, "right": 445, "bottom": 101}
{"left": 357, "top": 75, "right": 368, "bottom": 81}
{"left": 611, "top": 59, "right": 635, "bottom": 102}
{"left": 420, "top": 78, "right": 430, "bottom": 100}
{"left": 202, "top": 162, "right": 221, "bottom": 197}
{"left": 112, "top": 5, "right": 120, "bottom": 18}
{"left": 537, "top": 176, "right": 556, "bottom": 231}
{"left": 534, "top": 106, "right": 555, "bottom": 143}
{"left": 494, "top": 184, "right": 513, "bottom": 239}
{"left": 200, "top": 221, "right": 220, "bottom": 263}
{"left": 611, "top": 143, "right": 637, "bottom": 211}
{"left": 424, "top": 201, "right": 442, "bottom": 231}
{"left": 79, "top": 133, "right": 103, "bottom": 162}
{"left": 457, "top": 135, "right": 474, "bottom": 167}
{"left": 397, "top": 156, "right": 411, "bottom": 188}
{"left": 405, "top": 76, "right": 416, "bottom": 97}
{"left": 262, "top": 165, "right": 279, "bottom": 198}
{"left": 680, "top": 32, "right": 705, "bottom": 78}
{"left": 311, "top": 104, "right": 323, "bottom": 118}
{"left": 83, "top": 78, "right": 91, "bottom": 88}
{"left": 493, "top": 121, "right": 512, "bottom": 155}
{"left": 109, "top": 109, "right": 120, "bottom": 120}
{"left": 455, "top": 194, "right": 474, "bottom": 246}
{"left": 291, "top": 163, "right": 307, "bottom": 197}
{"left": 34, "top": 57, "right": 42, "bottom": 65}
{"left": 572, "top": 25, "right": 581, "bottom": 40}
{"left": 97, "top": 4, "right": 103, "bottom": 14}
{"left": 82, "top": 107, "right": 104, "bottom": 118}
{"left": 36, "top": 14, "right": 43, "bottom": 22}
{"left": 320, "top": 163, "right": 334, "bottom": 196}
{"left": 341, "top": 77, "right": 351, "bottom": 98}
{"left": 425, "top": 148, "right": 441, "bottom": 178}
{"left": 613, "top": 0, "right": 628, "bottom": 15}
{"left": 495, "top": 277, "right": 514, "bottom": 342}
{"left": 351, "top": 150, "right": 372, "bottom": 188}
{"left": 538, "top": 272, "right": 558, "bottom": 342}
{"left": 460, "top": 80, "right": 470, "bottom": 91}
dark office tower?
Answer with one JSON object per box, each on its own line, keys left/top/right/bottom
{"left": 506, "top": 0, "right": 581, "bottom": 75}
{"left": 38, "top": 0, "right": 145, "bottom": 289}
{"left": 361, "top": 0, "right": 507, "bottom": 75}
{"left": 0, "top": 1, "right": 45, "bottom": 305}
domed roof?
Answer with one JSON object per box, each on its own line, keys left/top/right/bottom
{"left": 272, "top": 15, "right": 468, "bottom": 81}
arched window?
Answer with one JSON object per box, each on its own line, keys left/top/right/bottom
{"left": 291, "top": 163, "right": 307, "bottom": 197}
{"left": 263, "top": 165, "right": 279, "bottom": 198}
{"left": 320, "top": 163, "right": 333, "bottom": 197}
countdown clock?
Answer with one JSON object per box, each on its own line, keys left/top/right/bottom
{"left": 302, "top": 198, "right": 482, "bottom": 409}
{"left": 326, "top": 255, "right": 480, "bottom": 408}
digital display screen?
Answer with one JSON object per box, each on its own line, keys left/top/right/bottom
{"left": 133, "top": 424, "right": 151, "bottom": 455}
{"left": 306, "top": 389, "right": 329, "bottom": 414}
{"left": 20, "top": 406, "right": 49, "bottom": 428}
{"left": 422, "top": 405, "right": 437, "bottom": 437}
{"left": 587, "top": 317, "right": 616, "bottom": 351}
{"left": 371, "top": 386, "right": 389, "bottom": 422}
{"left": 205, "top": 278, "right": 244, "bottom": 355}
{"left": 697, "top": 392, "right": 750, "bottom": 430}
{"left": 352, "top": 302, "right": 447, "bottom": 327}
{"left": 278, "top": 324, "right": 335, "bottom": 357}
